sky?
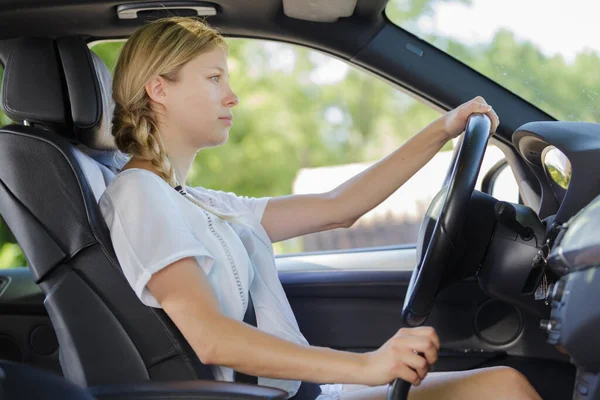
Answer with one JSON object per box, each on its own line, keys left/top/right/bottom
{"left": 414, "top": 0, "right": 600, "bottom": 63}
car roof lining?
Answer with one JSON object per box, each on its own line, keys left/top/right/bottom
{"left": 0, "top": 0, "right": 387, "bottom": 40}
{"left": 282, "top": 0, "right": 357, "bottom": 22}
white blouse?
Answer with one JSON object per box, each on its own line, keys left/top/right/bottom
{"left": 99, "top": 169, "right": 329, "bottom": 398}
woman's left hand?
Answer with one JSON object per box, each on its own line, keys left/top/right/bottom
{"left": 439, "top": 96, "right": 500, "bottom": 141}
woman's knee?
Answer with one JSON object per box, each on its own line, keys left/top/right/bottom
{"left": 483, "top": 366, "right": 540, "bottom": 400}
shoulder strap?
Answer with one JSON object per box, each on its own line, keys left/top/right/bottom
{"left": 173, "top": 186, "right": 318, "bottom": 396}
{"left": 236, "top": 296, "right": 323, "bottom": 400}
{"left": 235, "top": 294, "right": 259, "bottom": 384}
{"left": 173, "top": 184, "right": 257, "bottom": 384}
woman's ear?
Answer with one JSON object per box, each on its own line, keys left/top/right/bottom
{"left": 145, "top": 76, "right": 168, "bottom": 106}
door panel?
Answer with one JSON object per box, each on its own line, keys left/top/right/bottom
{"left": 280, "top": 267, "right": 564, "bottom": 362}
{"left": 276, "top": 246, "right": 416, "bottom": 272}
{"left": 278, "top": 247, "right": 575, "bottom": 400}
{"left": 0, "top": 251, "right": 574, "bottom": 399}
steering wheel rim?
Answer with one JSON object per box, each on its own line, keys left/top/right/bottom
{"left": 401, "top": 113, "right": 492, "bottom": 327}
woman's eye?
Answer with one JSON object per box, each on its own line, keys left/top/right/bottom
{"left": 210, "top": 75, "right": 220, "bottom": 83}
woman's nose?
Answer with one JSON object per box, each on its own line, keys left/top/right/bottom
{"left": 224, "top": 88, "right": 239, "bottom": 108}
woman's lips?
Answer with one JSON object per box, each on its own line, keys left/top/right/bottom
{"left": 219, "top": 116, "right": 233, "bottom": 126}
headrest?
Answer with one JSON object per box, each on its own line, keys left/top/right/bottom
{"left": 1, "top": 37, "right": 69, "bottom": 129}
{"left": 56, "top": 37, "right": 116, "bottom": 151}
{"left": 0, "top": 36, "right": 117, "bottom": 151}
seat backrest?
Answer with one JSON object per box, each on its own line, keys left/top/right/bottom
{"left": 0, "top": 36, "right": 214, "bottom": 387}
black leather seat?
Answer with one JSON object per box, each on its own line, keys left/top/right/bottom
{"left": 0, "top": 36, "right": 268, "bottom": 393}
{"left": 0, "top": 360, "right": 96, "bottom": 400}
{"left": 0, "top": 35, "right": 212, "bottom": 386}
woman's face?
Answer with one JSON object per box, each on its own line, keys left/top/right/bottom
{"left": 161, "top": 46, "right": 239, "bottom": 149}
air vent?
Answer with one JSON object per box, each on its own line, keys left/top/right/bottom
{"left": 117, "top": 2, "right": 217, "bottom": 20}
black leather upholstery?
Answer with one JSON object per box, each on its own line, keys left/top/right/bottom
{"left": 0, "top": 37, "right": 216, "bottom": 388}
{"left": 56, "top": 36, "right": 117, "bottom": 151}
{"left": 56, "top": 37, "right": 102, "bottom": 139}
{"left": 90, "top": 381, "right": 287, "bottom": 400}
{"left": 0, "top": 360, "right": 95, "bottom": 400}
{"left": 0, "top": 360, "right": 288, "bottom": 400}
{"left": 0, "top": 37, "right": 68, "bottom": 129}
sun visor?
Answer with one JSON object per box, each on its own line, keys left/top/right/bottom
{"left": 283, "top": 0, "right": 357, "bottom": 22}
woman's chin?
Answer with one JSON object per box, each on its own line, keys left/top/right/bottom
{"left": 205, "top": 132, "right": 229, "bottom": 148}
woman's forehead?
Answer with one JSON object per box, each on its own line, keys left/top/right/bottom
{"left": 188, "top": 47, "right": 228, "bottom": 71}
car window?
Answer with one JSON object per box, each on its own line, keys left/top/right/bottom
{"left": 91, "top": 38, "right": 518, "bottom": 256}
{"left": 386, "top": 0, "right": 600, "bottom": 123}
{"left": 0, "top": 39, "right": 521, "bottom": 269}
{"left": 0, "top": 66, "right": 27, "bottom": 269}
{"left": 0, "top": 67, "right": 12, "bottom": 127}
{"left": 490, "top": 163, "right": 520, "bottom": 203}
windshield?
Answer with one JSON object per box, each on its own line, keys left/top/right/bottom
{"left": 386, "top": 0, "right": 600, "bottom": 122}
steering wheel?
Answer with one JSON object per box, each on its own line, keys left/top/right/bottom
{"left": 401, "top": 113, "right": 492, "bottom": 327}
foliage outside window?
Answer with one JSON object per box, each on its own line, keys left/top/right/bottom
{"left": 90, "top": 39, "right": 449, "bottom": 254}
{"left": 387, "top": 0, "right": 600, "bottom": 123}
{"left": 0, "top": 66, "right": 26, "bottom": 269}
{"left": 0, "top": 67, "right": 12, "bottom": 126}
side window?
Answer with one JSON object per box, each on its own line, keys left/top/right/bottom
{"left": 491, "top": 165, "right": 520, "bottom": 203}
{"left": 90, "top": 41, "right": 123, "bottom": 75}
{"left": 0, "top": 66, "right": 12, "bottom": 126}
{"left": 209, "top": 39, "right": 448, "bottom": 255}
{"left": 90, "top": 39, "right": 516, "bottom": 256}
{"left": 0, "top": 65, "right": 27, "bottom": 269}
{"left": 476, "top": 145, "right": 520, "bottom": 203}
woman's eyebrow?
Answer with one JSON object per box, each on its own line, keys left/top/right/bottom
{"left": 206, "top": 66, "right": 225, "bottom": 73}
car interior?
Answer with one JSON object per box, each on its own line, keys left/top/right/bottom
{"left": 0, "top": 0, "right": 597, "bottom": 399}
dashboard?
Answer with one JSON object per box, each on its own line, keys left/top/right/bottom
{"left": 541, "top": 145, "right": 571, "bottom": 204}
{"left": 511, "top": 121, "right": 600, "bottom": 399}
{"left": 513, "top": 121, "right": 600, "bottom": 225}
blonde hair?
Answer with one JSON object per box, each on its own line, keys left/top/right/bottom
{"left": 112, "top": 17, "right": 247, "bottom": 224}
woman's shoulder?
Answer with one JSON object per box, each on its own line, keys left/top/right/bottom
{"left": 107, "top": 168, "right": 169, "bottom": 194}
{"left": 101, "top": 168, "right": 176, "bottom": 210}
{"left": 113, "top": 167, "right": 167, "bottom": 184}
{"left": 187, "top": 186, "right": 271, "bottom": 225}
{"left": 187, "top": 186, "right": 247, "bottom": 213}
{"left": 99, "top": 168, "right": 201, "bottom": 235}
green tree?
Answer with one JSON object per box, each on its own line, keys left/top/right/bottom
{"left": 387, "top": 0, "right": 600, "bottom": 123}
{"left": 0, "top": 66, "right": 24, "bottom": 268}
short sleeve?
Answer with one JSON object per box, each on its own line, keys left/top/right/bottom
{"left": 99, "top": 172, "right": 215, "bottom": 308}
{"left": 202, "top": 189, "right": 270, "bottom": 222}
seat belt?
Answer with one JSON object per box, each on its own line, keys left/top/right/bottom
{"left": 235, "top": 294, "right": 259, "bottom": 384}
{"left": 173, "top": 184, "right": 258, "bottom": 384}
{"left": 236, "top": 296, "right": 323, "bottom": 400}
{"left": 173, "top": 185, "right": 258, "bottom": 385}
{"left": 172, "top": 185, "right": 319, "bottom": 397}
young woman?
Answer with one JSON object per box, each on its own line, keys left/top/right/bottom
{"left": 99, "top": 17, "right": 540, "bottom": 400}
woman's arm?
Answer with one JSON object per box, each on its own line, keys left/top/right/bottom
{"left": 261, "top": 98, "right": 499, "bottom": 242}
{"left": 148, "top": 256, "right": 363, "bottom": 384}
{"left": 147, "top": 257, "right": 439, "bottom": 386}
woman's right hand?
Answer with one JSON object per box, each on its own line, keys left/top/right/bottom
{"left": 359, "top": 326, "right": 440, "bottom": 387}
